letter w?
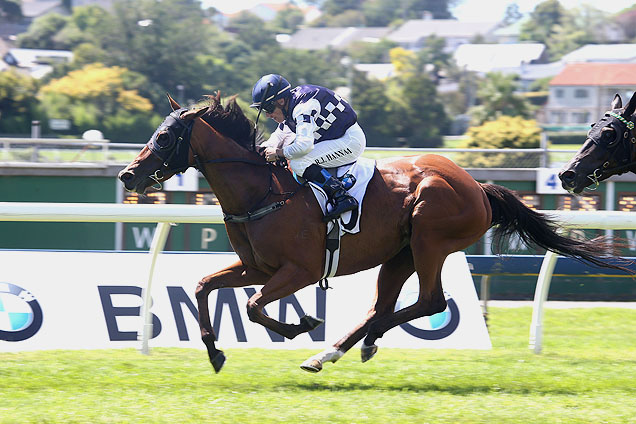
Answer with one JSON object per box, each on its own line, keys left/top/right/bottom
{"left": 132, "top": 226, "right": 155, "bottom": 249}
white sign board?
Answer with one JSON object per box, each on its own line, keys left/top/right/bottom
{"left": 537, "top": 168, "right": 568, "bottom": 194}
{"left": 0, "top": 251, "right": 490, "bottom": 351}
{"left": 162, "top": 167, "right": 199, "bottom": 191}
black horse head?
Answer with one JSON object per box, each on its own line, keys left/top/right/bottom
{"left": 559, "top": 92, "right": 636, "bottom": 194}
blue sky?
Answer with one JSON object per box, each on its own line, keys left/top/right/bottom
{"left": 204, "top": 0, "right": 635, "bottom": 21}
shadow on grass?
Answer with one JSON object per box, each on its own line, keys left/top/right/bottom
{"left": 285, "top": 381, "right": 594, "bottom": 396}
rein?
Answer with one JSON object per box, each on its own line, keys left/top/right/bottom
{"left": 192, "top": 155, "right": 302, "bottom": 223}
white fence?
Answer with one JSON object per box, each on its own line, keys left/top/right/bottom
{"left": 1, "top": 202, "right": 634, "bottom": 354}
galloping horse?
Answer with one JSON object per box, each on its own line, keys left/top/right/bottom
{"left": 119, "top": 93, "right": 625, "bottom": 374}
{"left": 560, "top": 92, "right": 636, "bottom": 193}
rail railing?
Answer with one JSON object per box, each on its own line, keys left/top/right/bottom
{"left": 1, "top": 203, "right": 633, "bottom": 354}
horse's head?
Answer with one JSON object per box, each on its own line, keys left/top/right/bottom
{"left": 118, "top": 95, "right": 207, "bottom": 194}
{"left": 559, "top": 92, "right": 636, "bottom": 194}
{"left": 118, "top": 93, "right": 259, "bottom": 194}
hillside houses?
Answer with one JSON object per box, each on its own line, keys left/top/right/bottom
{"left": 545, "top": 63, "right": 636, "bottom": 130}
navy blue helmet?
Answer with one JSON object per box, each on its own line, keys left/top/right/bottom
{"left": 250, "top": 74, "right": 291, "bottom": 113}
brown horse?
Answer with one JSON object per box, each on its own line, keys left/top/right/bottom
{"left": 119, "top": 94, "right": 625, "bottom": 374}
{"left": 560, "top": 92, "right": 636, "bottom": 193}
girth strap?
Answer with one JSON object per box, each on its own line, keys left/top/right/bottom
{"left": 318, "top": 221, "right": 342, "bottom": 290}
{"left": 223, "top": 200, "right": 286, "bottom": 223}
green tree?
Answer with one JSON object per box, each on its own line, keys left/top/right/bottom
{"left": 268, "top": 5, "right": 304, "bottom": 34}
{"left": 458, "top": 116, "right": 542, "bottom": 167}
{"left": 469, "top": 72, "right": 534, "bottom": 126}
{"left": 16, "top": 13, "right": 70, "bottom": 49}
{"left": 39, "top": 63, "right": 161, "bottom": 141}
{"left": 351, "top": 71, "right": 393, "bottom": 146}
{"left": 228, "top": 12, "right": 278, "bottom": 51}
{"left": 387, "top": 73, "right": 448, "bottom": 147}
{"left": 0, "top": 70, "right": 40, "bottom": 134}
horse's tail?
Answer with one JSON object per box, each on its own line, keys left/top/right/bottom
{"left": 480, "top": 182, "right": 631, "bottom": 272}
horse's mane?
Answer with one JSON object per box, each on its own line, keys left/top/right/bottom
{"left": 200, "top": 92, "right": 255, "bottom": 150}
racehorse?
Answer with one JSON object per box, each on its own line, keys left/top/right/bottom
{"left": 560, "top": 92, "right": 636, "bottom": 193}
{"left": 119, "top": 93, "right": 627, "bottom": 374}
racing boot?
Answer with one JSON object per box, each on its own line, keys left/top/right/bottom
{"left": 303, "top": 164, "right": 358, "bottom": 222}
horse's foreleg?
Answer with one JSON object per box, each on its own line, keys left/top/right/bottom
{"left": 245, "top": 264, "right": 321, "bottom": 339}
{"left": 195, "top": 260, "right": 269, "bottom": 373}
{"left": 300, "top": 247, "right": 415, "bottom": 372}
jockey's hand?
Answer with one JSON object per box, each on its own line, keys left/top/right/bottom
{"left": 264, "top": 147, "right": 284, "bottom": 163}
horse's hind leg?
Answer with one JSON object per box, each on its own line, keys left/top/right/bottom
{"left": 363, "top": 241, "right": 447, "bottom": 351}
{"left": 300, "top": 246, "right": 415, "bottom": 372}
{"left": 196, "top": 260, "right": 269, "bottom": 373}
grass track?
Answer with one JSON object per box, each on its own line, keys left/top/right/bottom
{"left": 1, "top": 307, "right": 635, "bottom": 423}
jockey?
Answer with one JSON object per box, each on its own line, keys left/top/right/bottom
{"left": 250, "top": 73, "right": 366, "bottom": 222}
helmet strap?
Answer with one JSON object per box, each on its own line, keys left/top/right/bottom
{"left": 253, "top": 82, "right": 274, "bottom": 151}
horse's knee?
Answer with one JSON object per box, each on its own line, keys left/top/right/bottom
{"left": 246, "top": 300, "right": 259, "bottom": 322}
{"left": 195, "top": 280, "right": 208, "bottom": 300}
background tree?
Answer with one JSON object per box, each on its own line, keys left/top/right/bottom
{"left": 16, "top": 13, "right": 70, "bottom": 49}
{"left": 267, "top": 5, "right": 304, "bottom": 34}
{"left": 458, "top": 116, "right": 541, "bottom": 167}
{"left": 351, "top": 71, "right": 393, "bottom": 146}
{"left": 386, "top": 73, "right": 448, "bottom": 147}
{"left": 39, "top": 63, "right": 161, "bottom": 141}
{"left": 614, "top": 6, "right": 636, "bottom": 41}
{"left": 0, "top": 70, "right": 40, "bottom": 134}
{"left": 468, "top": 72, "right": 534, "bottom": 126}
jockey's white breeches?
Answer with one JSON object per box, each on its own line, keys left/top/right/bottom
{"left": 289, "top": 122, "right": 366, "bottom": 175}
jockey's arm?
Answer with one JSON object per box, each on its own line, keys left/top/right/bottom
{"left": 282, "top": 100, "right": 319, "bottom": 159}
{"left": 260, "top": 123, "right": 294, "bottom": 152}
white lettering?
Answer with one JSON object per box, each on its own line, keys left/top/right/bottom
{"left": 132, "top": 226, "right": 155, "bottom": 249}
{"left": 201, "top": 228, "right": 218, "bottom": 249}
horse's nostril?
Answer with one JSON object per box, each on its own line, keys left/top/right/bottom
{"left": 560, "top": 170, "right": 576, "bottom": 184}
{"left": 119, "top": 171, "right": 132, "bottom": 181}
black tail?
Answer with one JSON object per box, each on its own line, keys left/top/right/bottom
{"left": 480, "top": 183, "right": 631, "bottom": 272}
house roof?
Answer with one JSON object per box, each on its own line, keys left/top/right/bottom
{"left": 560, "top": 44, "right": 636, "bottom": 63}
{"left": 280, "top": 27, "right": 392, "bottom": 50}
{"left": 3, "top": 48, "right": 73, "bottom": 68}
{"left": 550, "top": 63, "right": 636, "bottom": 86}
{"left": 453, "top": 43, "right": 544, "bottom": 73}
{"left": 387, "top": 19, "right": 499, "bottom": 43}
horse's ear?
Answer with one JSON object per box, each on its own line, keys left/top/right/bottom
{"left": 167, "top": 93, "right": 180, "bottom": 111}
{"left": 624, "top": 91, "right": 636, "bottom": 117}
{"left": 180, "top": 107, "right": 207, "bottom": 121}
{"left": 611, "top": 93, "right": 623, "bottom": 110}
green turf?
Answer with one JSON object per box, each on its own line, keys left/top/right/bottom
{"left": 1, "top": 307, "right": 635, "bottom": 423}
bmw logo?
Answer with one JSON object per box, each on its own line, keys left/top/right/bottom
{"left": 0, "top": 283, "right": 43, "bottom": 342}
{"left": 395, "top": 290, "right": 460, "bottom": 340}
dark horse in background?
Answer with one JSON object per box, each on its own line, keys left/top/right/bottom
{"left": 119, "top": 93, "right": 627, "bottom": 374}
{"left": 560, "top": 92, "right": 636, "bottom": 193}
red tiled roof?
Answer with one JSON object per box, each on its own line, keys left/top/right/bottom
{"left": 550, "top": 63, "right": 636, "bottom": 86}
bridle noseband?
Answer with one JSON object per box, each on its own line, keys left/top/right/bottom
{"left": 586, "top": 110, "right": 636, "bottom": 189}
{"left": 146, "top": 108, "right": 195, "bottom": 186}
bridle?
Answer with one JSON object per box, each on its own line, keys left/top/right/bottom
{"left": 585, "top": 110, "right": 636, "bottom": 189}
{"left": 145, "top": 108, "right": 301, "bottom": 222}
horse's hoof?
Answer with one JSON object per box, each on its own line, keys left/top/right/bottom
{"left": 361, "top": 344, "right": 378, "bottom": 363}
{"left": 210, "top": 350, "right": 226, "bottom": 373}
{"left": 300, "top": 359, "right": 322, "bottom": 373}
{"left": 300, "top": 315, "right": 324, "bottom": 330}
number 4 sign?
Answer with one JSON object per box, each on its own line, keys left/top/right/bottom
{"left": 536, "top": 168, "right": 568, "bottom": 194}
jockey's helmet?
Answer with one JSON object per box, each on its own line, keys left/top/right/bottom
{"left": 250, "top": 74, "right": 291, "bottom": 112}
